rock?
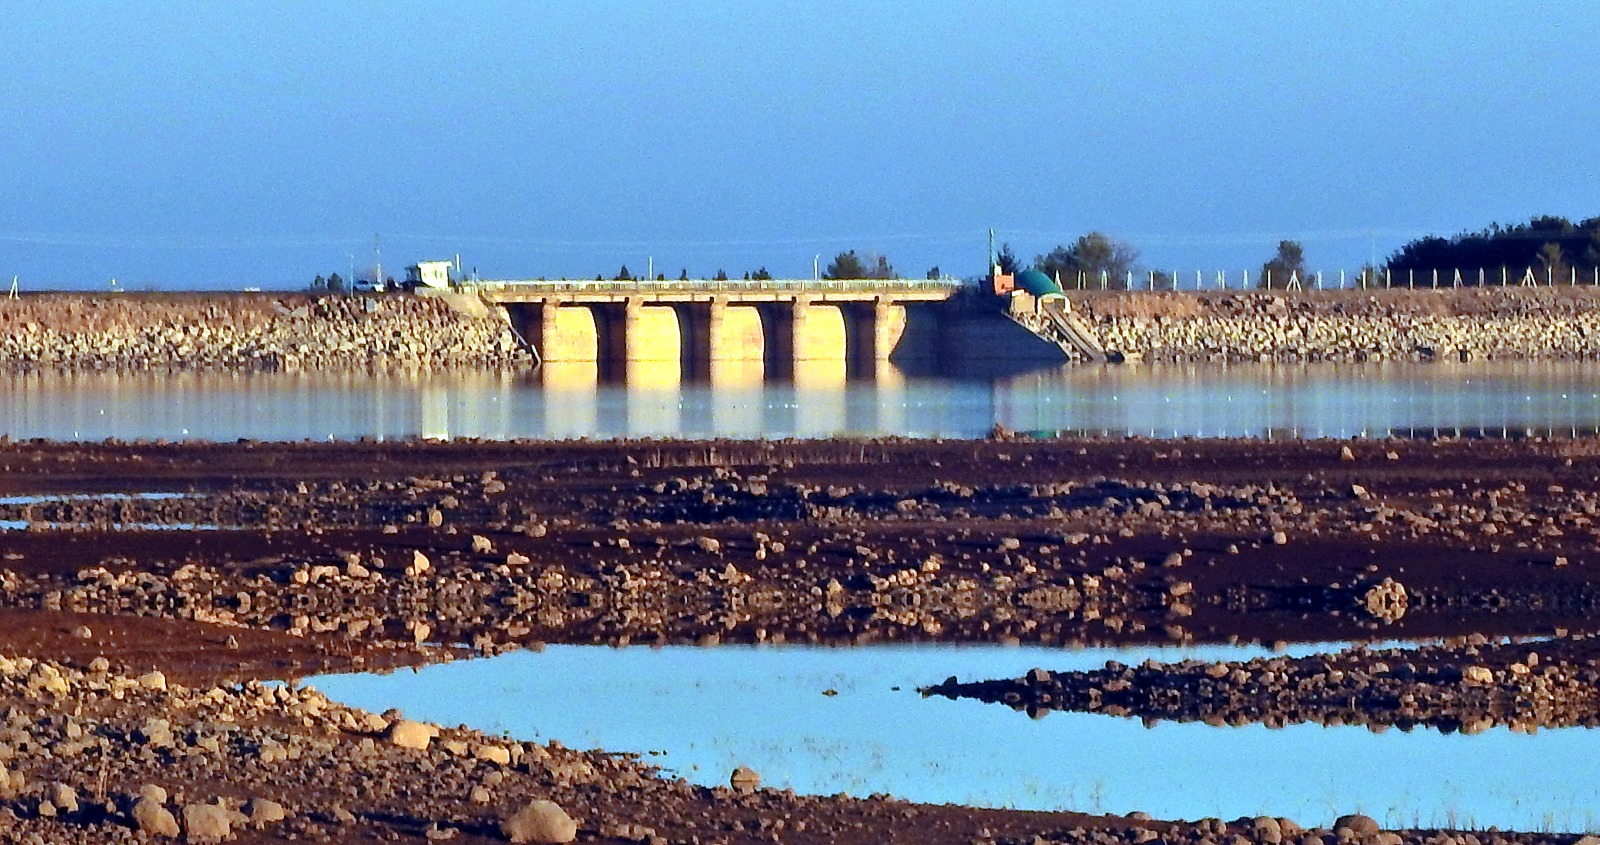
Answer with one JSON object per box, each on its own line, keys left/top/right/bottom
{"left": 694, "top": 536, "right": 722, "bottom": 554}
{"left": 46, "top": 782, "right": 77, "bottom": 814}
{"left": 1333, "top": 813, "right": 1380, "bottom": 835}
{"left": 730, "top": 765, "right": 761, "bottom": 794}
{"left": 1340, "top": 445, "right": 1357, "bottom": 461}
{"left": 182, "top": 802, "right": 233, "bottom": 843}
{"left": 388, "top": 719, "right": 439, "bottom": 750}
{"left": 138, "top": 670, "right": 168, "bottom": 691}
{"left": 473, "top": 744, "right": 512, "bottom": 765}
{"left": 71, "top": 625, "right": 92, "bottom": 639}
{"left": 133, "top": 798, "right": 180, "bottom": 837}
{"left": 471, "top": 534, "right": 493, "bottom": 554}
{"left": 1462, "top": 665, "right": 1495, "bottom": 685}
{"left": 245, "top": 797, "right": 287, "bottom": 826}
{"left": 1252, "top": 816, "right": 1282, "bottom": 844}
{"left": 408, "top": 550, "right": 432, "bottom": 577}
{"left": 1271, "top": 531, "right": 1288, "bottom": 545}
{"left": 501, "top": 799, "right": 578, "bottom": 844}
{"left": 1361, "top": 578, "right": 1408, "bottom": 623}
{"left": 138, "top": 717, "right": 175, "bottom": 748}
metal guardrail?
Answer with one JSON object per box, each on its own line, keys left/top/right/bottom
{"left": 468, "top": 278, "right": 965, "bottom": 296}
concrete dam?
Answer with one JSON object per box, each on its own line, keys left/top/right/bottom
{"left": 473, "top": 278, "right": 1067, "bottom": 381}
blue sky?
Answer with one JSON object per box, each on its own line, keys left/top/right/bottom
{"left": 2, "top": 3, "right": 1597, "bottom": 289}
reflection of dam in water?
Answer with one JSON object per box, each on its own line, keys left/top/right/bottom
{"left": 9, "top": 362, "right": 1600, "bottom": 442}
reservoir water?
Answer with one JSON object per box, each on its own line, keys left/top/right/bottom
{"left": 5, "top": 360, "right": 1600, "bottom": 441}
{"left": 314, "top": 644, "right": 1600, "bottom": 832}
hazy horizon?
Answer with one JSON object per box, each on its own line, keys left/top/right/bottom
{"left": 3, "top": 3, "right": 1597, "bottom": 290}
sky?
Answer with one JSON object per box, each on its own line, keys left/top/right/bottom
{"left": 2, "top": 2, "right": 1598, "bottom": 290}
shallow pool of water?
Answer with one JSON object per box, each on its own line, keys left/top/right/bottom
{"left": 313, "top": 644, "right": 1600, "bottom": 831}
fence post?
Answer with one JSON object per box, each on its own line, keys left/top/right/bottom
{"left": 1431, "top": 269, "right": 1438, "bottom": 289}
{"left": 1408, "top": 269, "right": 1414, "bottom": 289}
{"left": 1265, "top": 269, "right": 1272, "bottom": 289}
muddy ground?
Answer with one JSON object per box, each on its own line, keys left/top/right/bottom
{"left": 1, "top": 435, "right": 1599, "bottom": 843}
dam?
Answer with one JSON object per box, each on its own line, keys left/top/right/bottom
{"left": 474, "top": 278, "right": 967, "bottom": 381}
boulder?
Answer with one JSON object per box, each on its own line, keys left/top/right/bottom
{"left": 182, "top": 802, "right": 232, "bottom": 842}
{"left": 501, "top": 799, "right": 578, "bottom": 844}
{"left": 133, "top": 798, "right": 180, "bottom": 837}
{"left": 246, "top": 797, "right": 287, "bottom": 826}
{"left": 730, "top": 766, "right": 761, "bottom": 794}
{"left": 1333, "top": 813, "right": 1380, "bottom": 835}
{"left": 388, "top": 719, "right": 439, "bottom": 750}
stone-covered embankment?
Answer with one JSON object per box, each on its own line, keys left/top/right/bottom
{"left": 0, "top": 292, "right": 529, "bottom": 372}
{"left": 1071, "top": 288, "right": 1600, "bottom": 363}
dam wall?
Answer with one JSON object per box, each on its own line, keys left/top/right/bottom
{"left": 499, "top": 292, "right": 951, "bottom": 382}
{"left": 8, "top": 288, "right": 1600, "bottom": 375}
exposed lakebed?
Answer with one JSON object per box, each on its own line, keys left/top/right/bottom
{"left": 314, "top": 643, "right": 1600, "bottom": 832}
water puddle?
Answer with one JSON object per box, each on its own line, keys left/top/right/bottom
{"left": 0, "top": 492, "right": 193, "bottom": 505}
{"left": 0, "top": 521, "right": 224, "bottom": 532}
{"left": 313, "top": 643, "right": 1600, "bottom": 831}
{"left": 0, "top": 492, "right": 220, "bottom": 532}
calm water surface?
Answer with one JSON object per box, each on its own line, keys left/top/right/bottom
{"left": 314, "top": 644, "right": 1600, "bottom": 832}
{"left": 5, "top": 360, "right": 1600, "bottom": 441}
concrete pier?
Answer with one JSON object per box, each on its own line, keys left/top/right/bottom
{"left": 482, "top": 279, "right": 958, "bottom": 380}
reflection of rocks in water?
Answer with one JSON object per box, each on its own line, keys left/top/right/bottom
{"left": 926, "top": 637, "right": 1600, "bottom": 732}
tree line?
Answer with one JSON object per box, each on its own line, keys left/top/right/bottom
{"left": 1387, "top": 215, "right": 1600, "bottom": 282}
{"left": 306, "top": 215, "right": 1600, "bottom": 292}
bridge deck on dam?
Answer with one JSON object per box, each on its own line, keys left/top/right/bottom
{"left": 473, "top": 278, "right": 961, "bottom": 304}
{"left": 469, "top": 279, "right": 966, "bottom": 381}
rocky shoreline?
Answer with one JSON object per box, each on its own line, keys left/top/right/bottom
{"left": 1074, "top": 288, "right": 1600, "bottom": 363}
{"left": 0, "top": 292, "right": 529, "bottom": 372}
{"left": 3, "top": 436, "right": 1600, "bottom": 842}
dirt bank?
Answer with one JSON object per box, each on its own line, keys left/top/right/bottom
{"left": 2, "top": 435, "right": 1600, "bottom": 841}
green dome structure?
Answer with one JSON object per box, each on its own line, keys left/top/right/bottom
{"left": 1014, "top": 268, "right": 1062, "bottom": 296}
